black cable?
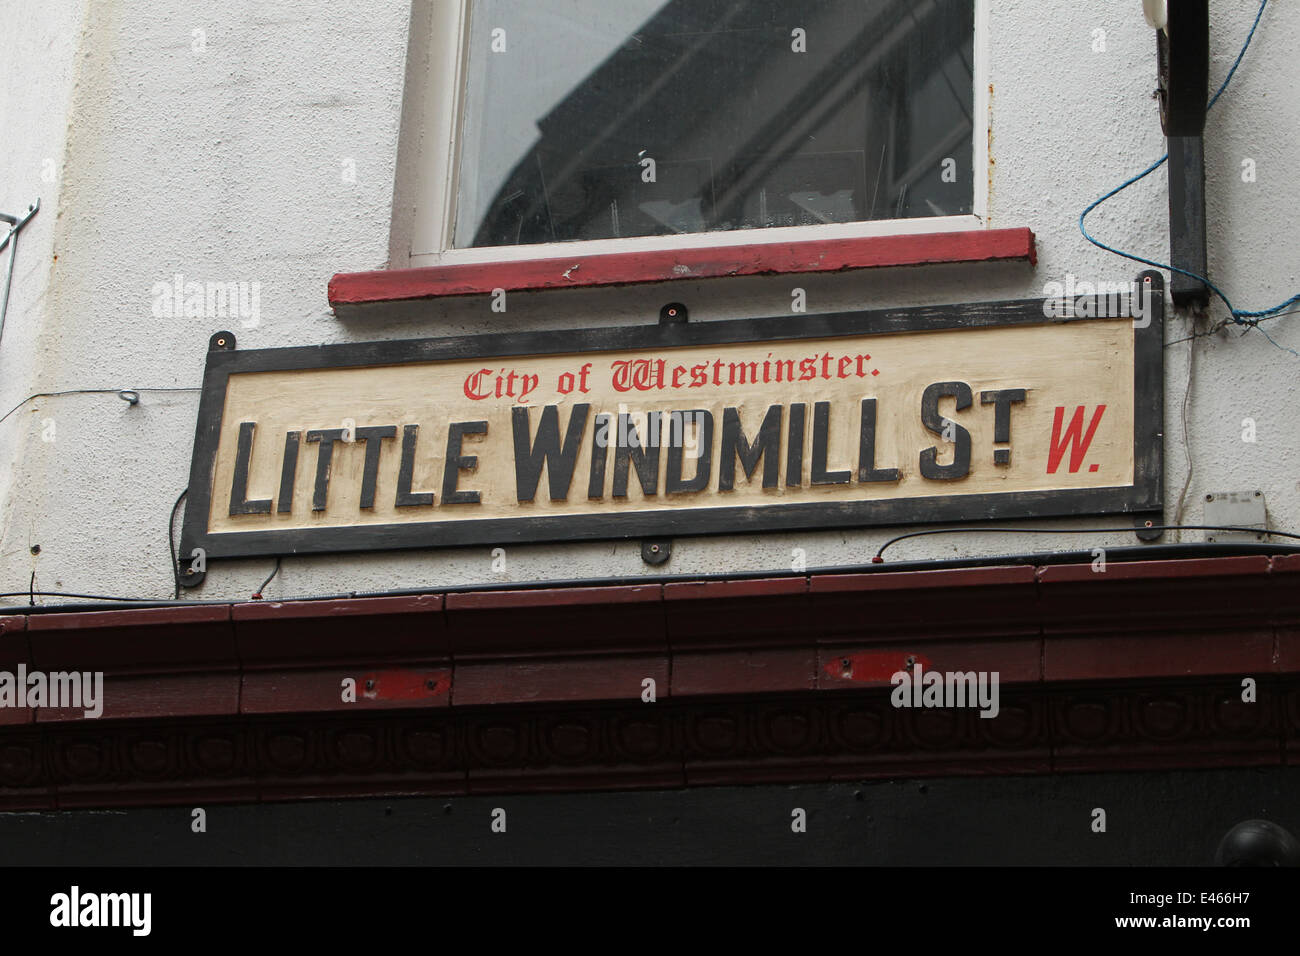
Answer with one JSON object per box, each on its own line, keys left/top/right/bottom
{"left": 169, "top": 489, "right": 188, "bottom": 600}
{"left": 0, "top": 591, "right": 172, "bottom": 603}
{"left": 28, "top": 571, "right": 35, "bottom": 607}
{"left": 0, "top": 387, "right": 199, "bottom": 427}
{"left": 874, "top": 524, "right": 1300, "bottom": 562}
{"left": 5, "top": 540, "right": 1300, "bottom": 613}
{"left": 252, "top": 557, "right": 282, "bottom": 600}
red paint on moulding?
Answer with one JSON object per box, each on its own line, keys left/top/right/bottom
{"left": 360, "top": 669, "right": 450, "bottom": 701}
{"left": 825, "top": 651, "right": 933, "bottom": 684}
{"left": 329, "top": 229, "right": 1037, "bottom": 306}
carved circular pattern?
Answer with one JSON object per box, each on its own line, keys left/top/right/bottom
{"left": 58, "top": 739, "right": 107, "bottom": 779}
{"left": 473, "top": 722, "right": 523, "bottom": 765}
{"left": 0, "top": 680, "right": 1289, "bottom": 809}
{"left": 329, "top": 730, "right": 380, "bottom": 771}
{"left": 760, "top": 710, "right": 813, "bottom": 754}
{"left": 545, "top": 720, "right": 593, "bottom": 762}
{"left": 1060, "top": 700, "right": 1113, "bottom": 743}
{"left": 1212, "top": 694, "right": 1267, "bottom": 735}
{"left": 400, "top": 726, "right": 450, "bottom": 768}
{"left": 911, "top": 708, "right": 961, "bottom": 748}
{"left": 690, "top": 713, "right": 741, "bottom": 755}
{"left": 193, "top": 735, "right": 237, "bottom": 774}
{"left": 1134, "top": 696, "right": 1191, "bottom": 741}
{"left": 832, "top": 707, "right": 886, "bottom": 751}
{"left": 127, "top": 738, "right": 170, "bottom": 777}
{"left": 265, "top": 733, "right": 310, "bottom": 772}
{"left": 614, "top": 717, "right": 667, "bottom": 759}
{"left": 976, "top": 702, "right": 1038, "bottom": 748}
{"left": 0, "top": 743, "right": 38, "bottom": 785}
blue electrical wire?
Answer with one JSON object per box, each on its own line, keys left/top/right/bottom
{"left": 1079, "top": 0, "right": 1299, "bottom": 356}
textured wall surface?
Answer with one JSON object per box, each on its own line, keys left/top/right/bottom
{"left": 1, "top": 0, "right": 1297, "bottom": 604}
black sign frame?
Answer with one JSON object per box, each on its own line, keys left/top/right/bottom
{"left": 180, "top": 272, "right": 1164, "bottom": 584}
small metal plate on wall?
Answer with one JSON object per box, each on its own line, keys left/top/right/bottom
{"left": 641, "top": 539, "right": 671, "bottom": 565}
{"left": 1204, "top": 491, "right": 1267, "bottom": 542}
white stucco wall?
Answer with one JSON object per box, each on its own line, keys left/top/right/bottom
{"left": 1, "top": 0, "right": 1296, "bottom": 604}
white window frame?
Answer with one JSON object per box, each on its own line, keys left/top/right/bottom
{"left": 405, "top": 0, "right": 990, "bottom": 269}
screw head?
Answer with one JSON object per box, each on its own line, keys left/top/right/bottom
{"left": 1206, "top": 494, "right": 1214, "bottom": 501}
{"left": 649, "top": 544, "right": 660, "bottom": 553}
{"left": 365, "top": 679, "right": 375, "bottom": 691}
{"left": 29, "top": 545, "right": 39, "bottom": 555}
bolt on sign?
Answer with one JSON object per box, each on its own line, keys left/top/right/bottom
{"left": 179, "top": 272, "right": 1163, "bottom": 581}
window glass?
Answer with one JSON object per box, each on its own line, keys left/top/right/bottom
{"left": 454, "top": 0, "right": 975, "bottom": 248}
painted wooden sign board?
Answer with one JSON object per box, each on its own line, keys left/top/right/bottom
{"left": 180, "top": 272, "right": 1163, "bottom": 580}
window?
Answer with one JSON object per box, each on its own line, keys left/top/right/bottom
{"left": 406, "top": 0, "right": 984, "bottom": 267}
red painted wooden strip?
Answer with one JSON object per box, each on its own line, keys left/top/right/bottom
{"left": 810, "top": 565, "right": 1036, "bottom": 593}
{"left": 671, "top": 647, "right": 816, "bottom": 696}
{"left": 232, "top": 594, "right": 442, "bottom": 622}
{"left": 234, "top": 595, "right": 447, "bottom": 664}
{"left": 1044, "top": 630, "right": 1274, "bottom": 682}
{"left": 1273, "top": 554, "right": 1300, "bottom": 574}
{"left": 0, "top": 706, "right": 33, "bottom": 727}
{"left": 0, "top": 615, "right": 29, "bottom": 667}
{"left": 241, "top": 667, "right": 451, "bottom": 714}
{"left": 662, "top": 577, "right": 806, "bottom": 601}
{"left": 1036, "top": 555, "right": 1271, "bottom": 583}
{"left": 329, "top": 228, "right": 1037, "bottom": 306}
{"left": 1038, "top": 568, "right": 1276, "bottom": 637}
{"left": 445, "top": 585, "right": 666, "bottom": 655}
{"left": 664, "top": 577, "right": 809, "bottom": 650}
{"left": 451, "top": 655, "right": 668, "bottom": 707}
{"left": 1277, "top": 628, "right": 1300, "bottom": 673}
{"left": 445, "top": 584, "right": 660, "bottom": 610}
{"left": 811, "top": 567, "right": 1040, "bottom": 644}
{"left": 27, "top": 605, "right": 235, "bottom": 673}
{"left": 35, "top": 673, "right": 240, "bottom": 722}
{"left": 26, "top": 604, "right": 230, "bottom": 631}
{"left": 816, "top": 639, "right": 1042, "bottom": 688}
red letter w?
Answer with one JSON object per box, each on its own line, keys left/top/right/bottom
{"left": 1047, "top": 405, "right": 1106, "bottom": 474}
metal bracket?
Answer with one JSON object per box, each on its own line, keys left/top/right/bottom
{"left": 660, "top": 303, "right": 688, "bottom": 325}
{"left": 1205, "top": 491, "right": 1268, "bottom": 542}
{"left": 181, "top": 330, "right": 239, "bottom": 588}
{"left": 180, "top": 549, "right": 206, "bottom": 588}
{"left": 1167, "top": 136, "right": 1209, "bottom": 309}
{"left": 0, "top": 198, "right": 40, "bottom": 344}
{"left": 641, "top": 539, "right": 672, "bottom": 565}
{"left": 1156, "top": 0, "right": 1208, "bottom": 137}
{"left": 1134, "top": 514, "right": 1163, "bottom": 542}
{"left": 1157, "top": 0, "right": 1210, "bottom": 309}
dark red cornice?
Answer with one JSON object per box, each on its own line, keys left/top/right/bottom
{"left": 328, "top": 228, "right": 1036, "bottom": 310}
{"left": 0, "top": 554, "right": 1296, "bottom": 808}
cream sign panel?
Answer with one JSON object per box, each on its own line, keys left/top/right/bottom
{"left": 181, "top": 278, "right": 1162, "bottom": 575}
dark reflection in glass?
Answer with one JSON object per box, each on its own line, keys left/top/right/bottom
{"left": 455, "top": 0, "right": 974, "bottom": 248}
